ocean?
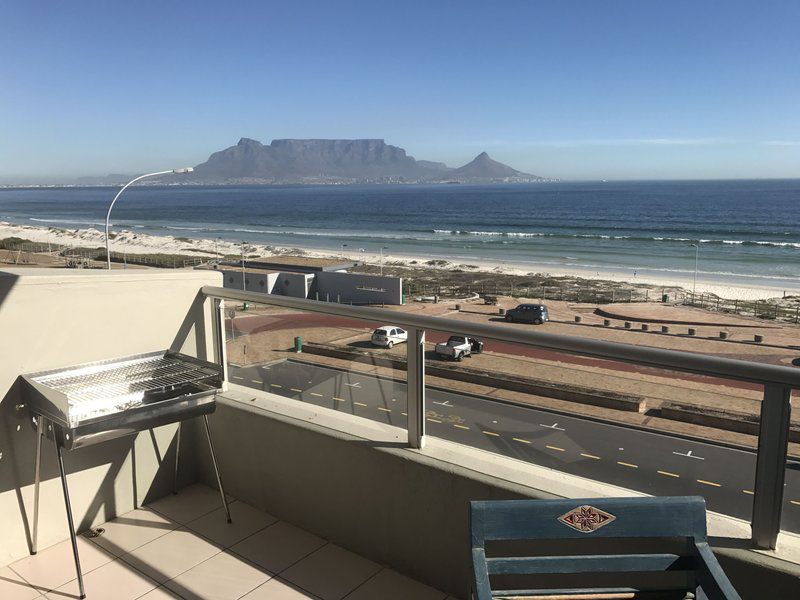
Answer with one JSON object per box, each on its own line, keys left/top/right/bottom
{"left": 1, "top": 180, "right": 799, "bottom": 287}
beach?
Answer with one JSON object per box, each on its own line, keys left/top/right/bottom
{"left": 2, "top": 219, "right": 795, "bottom": 302}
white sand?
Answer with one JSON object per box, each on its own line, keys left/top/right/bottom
{"left": 2, "top": 220, "right": 797, "bottom": 301}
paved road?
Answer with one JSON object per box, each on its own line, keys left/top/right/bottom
{"left": 229, "top": 359, "right": 800, "bottom": 533}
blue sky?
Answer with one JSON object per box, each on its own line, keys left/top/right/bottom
{"left": 1, "top": 0, "right": 798, "bottom": 181}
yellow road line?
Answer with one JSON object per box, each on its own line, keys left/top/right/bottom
{"left": 270, "top": 383, "right": 282, "bottom": 388}
{"left": 657, "top": 470, "right": 679, "bottom": 478}
{"left": 290, "top": 388, "right": 302, "bottom": 393}
{"left": 617, "top": 461, "right": 638, "bottom": 468}
{"left": 427, "top": 417, "right": 443, "bottom": 423}
{"left": 332, "top": 396, "right": 345, "bottom": 402}
{"left": 354, "top": 402, "right": 367, "bottom": 407}
{"left": 513, "top": 437, "right": 531, "bottom": 444}
{"left": 483, "top": 431, "right": 500, "bottom": 437}
{"left": 580, "top": 453, "right": 600, "bottom": 460}
{"left": 790, "top": 500, "right": 800, "bottom": 506}
{"left": 377, "top": 407, "right": 391, "bottom": 412}
{"left": 742, "top": 490, "right": 754, "bottom": 495}
{"left": 547, "top": 445, "right": 565, "bottom": 452}
{"left": 454, "top": 424, "right": 470, "bottom": 430}
{"left": 310, "top": 392, "right": 323, "bottom": 397}
{"left": 697, "top": 479, "right": 721, "bottom": 488}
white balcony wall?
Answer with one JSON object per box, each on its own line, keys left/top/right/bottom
{"left": 0, "top": 268, "right": 221, "bottom": 566}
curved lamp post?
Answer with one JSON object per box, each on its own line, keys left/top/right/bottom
{"left": 105, "top": 168, "right": 193, "bottom": 269}
{"left": 690, "top": 242, "right": 700, "bottom": 299}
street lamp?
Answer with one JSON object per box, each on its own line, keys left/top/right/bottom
{"left": 105, "top": 168, "right": 193, "bottom": 269}
{"left": 241, "top": 241, "right": 247, "bottom": 291}
{"left": 340, "top": 243, "right": 348, "bottom": 258}
{"left": 690, "top": 243, "right": 700, "bottom": 300}
{"left": 380, "top": 246, "right": 389, "bottom": 276}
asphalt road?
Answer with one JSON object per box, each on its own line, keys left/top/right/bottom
{"left": 229, "top": 359, "right": 800, "bottom": 533}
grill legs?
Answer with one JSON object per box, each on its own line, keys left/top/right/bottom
{"left": 203, "top": 415, "right": 232, "bottom": 523}
{"left": 56, "top": 442, "right": 86, "bottom": 599}
{"left": 31, "top": 416, "right": 44, "bottom": 554}
{"left": 173, "top": 424, "right": 181, "bottom": 495}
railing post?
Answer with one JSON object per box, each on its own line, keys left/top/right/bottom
{"left": 213, "top": 298, "right": 229, "bottom": 388}
{"left": 407, "top": 327, "right": 426, "bottom": 449}
{"left": 752, "top": 383, "right": 792, "bottom": 549}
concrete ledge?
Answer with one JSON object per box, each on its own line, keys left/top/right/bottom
{"left": 302, "top": 342, "right": 646, "bottom": 413}
{"left": 661, "top": 401, "right": 800, "bottom": 443}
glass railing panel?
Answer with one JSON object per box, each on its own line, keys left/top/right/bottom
{"left": 223, "top": 300, "right": 407, "bottom": 428}
{"left": 421, "top": 325, "right": 770, "bottom": 528}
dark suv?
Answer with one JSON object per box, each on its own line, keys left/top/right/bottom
{"left": 505, "top": 303, "right": 549, "bottom": 324}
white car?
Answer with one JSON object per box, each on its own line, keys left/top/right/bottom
{"left": 371, "top": 325, "right": 408, "bottom": 348}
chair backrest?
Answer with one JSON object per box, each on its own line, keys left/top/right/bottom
{"left": 471, "top": 496, "right": 707, "bottom": 546}
{"left": 470, "top": 496, "right": 730, "bottom": 599}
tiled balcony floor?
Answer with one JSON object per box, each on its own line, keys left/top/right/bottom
{"left": 2, "top": 484, "right": 455, "bottom": 600}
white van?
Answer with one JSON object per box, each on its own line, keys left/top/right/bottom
{"left": 370, "top": 325, "right": 408, "bottom": 348}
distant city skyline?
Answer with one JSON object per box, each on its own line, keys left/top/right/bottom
{"left": 1, "top": 0, "right": 798, "bottom": 181}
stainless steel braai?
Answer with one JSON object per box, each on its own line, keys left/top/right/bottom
{"left": 22, "top": 350, "right": 223, "bottom": 449}
{"left": 22, "top": 350, "right": 231, "bottom": 600}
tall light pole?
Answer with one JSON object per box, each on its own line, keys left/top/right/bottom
{"left": 105, "top": 168, "right": 193, "bottom": 269}
{"left": 380, "top": 246, "right": 389, "bottom": 276}
{"left": 241, "top": 241, "right": 247, "bottom": 291}
{"left": 691, "top": 243, "right": 699, "bottom": 299}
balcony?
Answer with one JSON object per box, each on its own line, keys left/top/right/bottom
{"left": 1, "top": 268, "right": 800, "bottom": 599}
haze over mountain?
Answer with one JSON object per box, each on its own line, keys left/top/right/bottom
{"left": 186, "top": 138, "right": 545, "bottom": 184}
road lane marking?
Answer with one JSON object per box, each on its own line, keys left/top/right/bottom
{"left": 354, "top": 402, "right": 368, "bottom": 407}
{"left": 617, "top": 461, "right": 638, "bottom": 468}
{"left": 513, "top": 437, "right": 531, "bottom": 444}
{"left": 540, "top": 423, "right": 566, "bottom": 431}
{"left": 392, "top": 398, "right": 397, "bottom": 402}
{"left": 790, "top": 500, "right": 800, "bottom": 506}
{"left": 427, "top": 417, "right": 443, "bottom": 423}
{"left": 290, "top": 388, "right": 302, "bottom": 392}
{"left": 251, "top": 379, "right": 263, "bottom": 384}
{"left": 580, "top": 453, "right": 600, "bottom": 460}
{"left": 270, "top": 384, "right": 282, "bottom": 389}
{"left": 658, "top": 471, "right": 679, "bottom": 478}
{"left": 310, "top": 392, "right": 323, "bottom": 397}
{"left": 433, "top": 400, "right": 452, "bottom": 406}
{"left": 697, "top": 479, "right": 721, "bottom": 487}
{"left": 332, "top": 396, "right": 345, "bottom": 402}
{"left": 454, "top": 424, "right": 470, "bottom": 430}
{"left": 401, "top": 411, "right": 408, "bottom": 416}
{"left": 673, "top": 450, "right": 705, "bottom": 461}
{"left": 483, "top": 431, "right": 500, "bottom": 437}
{"left": 742, "top": 490, "right": 754, "bottom": 495}
{"left": 344, "top": 382, "right": 362, "bottom": 388}
{"left": 232, "top": 376, "right": 244, "bottom": 380}
{"left": 377, "top": 407, "right": 391, "bottom": 412}
{"left": 547, "top": 445, "right": 566, "bottom": 452}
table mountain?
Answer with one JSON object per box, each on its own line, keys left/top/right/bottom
{"left": 186, "top": 138, "right": 545, "bottom": 183}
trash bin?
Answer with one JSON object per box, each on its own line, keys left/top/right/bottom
{"left": 294, "top": 336, "right": 302, "bottom": 353}
{"left": 662, "top": 294, "right": 669, "bottom": 303}
{"left": 242, "top": 302, "right": 249, "bottom": 311}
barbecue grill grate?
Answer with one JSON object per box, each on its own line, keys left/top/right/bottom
{"left": 30, "top": 353, "right": 220, "bottom": 426}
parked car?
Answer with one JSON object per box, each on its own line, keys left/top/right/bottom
{"left": 370, "top": 325, "right": 408, "bottom": 348}
{"left": 505, "top": 304, "right": 549, "bottom": 324}
{"left": 435, "top": 335, "right": 484, "bottom": 361}
{"left": 483, "top": 294, "right": 498, "bottom": 305}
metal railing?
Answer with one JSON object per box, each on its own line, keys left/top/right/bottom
{"left": 201, "top": 285, "right": 800, "bottom": 550}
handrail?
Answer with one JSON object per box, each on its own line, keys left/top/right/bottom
{"left": 202, "top": 286, "right": 800, "bottom": 388}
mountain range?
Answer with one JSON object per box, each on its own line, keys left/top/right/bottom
{"left": 183, "top": 138, "right": 546, "bottom": 184}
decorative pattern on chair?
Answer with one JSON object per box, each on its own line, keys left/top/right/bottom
{"left": 558, "top": 505, "right": 616, "bottom": 533}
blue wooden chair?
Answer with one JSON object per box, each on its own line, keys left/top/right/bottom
{"left": 470, "top": 496, "right": 740, "bottom": 599}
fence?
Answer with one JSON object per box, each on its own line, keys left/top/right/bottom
{"left": 204, "top": 285, "right": 800, "bottom": 551}
{"left": 681, "top": 292, "right": 800, "bottom": 325}
{"left": 406, "top": 282, "right": 657, "bottom": 304}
